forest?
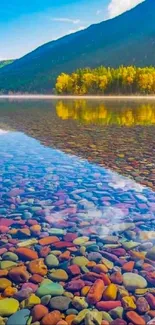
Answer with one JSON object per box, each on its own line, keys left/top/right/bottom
{"left": 55, "top": 66, "right": 155, "bottom": 95}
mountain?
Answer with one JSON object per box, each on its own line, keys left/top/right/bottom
{"left": 0, "top": 60, "right": 14, "bottom": 69}
{"left": 0, "top": 0, "right": 155, "bottom": 93}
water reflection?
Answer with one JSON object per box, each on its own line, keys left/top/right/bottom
{"left": 0, "top": 99, "right": 155, "bottom": 190}
{"left": 56, "top": 100, "right": 155, "bottom": 126}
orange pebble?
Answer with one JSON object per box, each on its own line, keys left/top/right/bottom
{"left": 129, "top": 251, "right": 145, "bottom": 260}
{"left": 0, "top": 294, "right": 5, "bottom": 300}
{"left": 30, "top": 224, "right": 41, "bottom": 233}
{"left": 87, "top": 261, "right": 96, "bottom": 268}
{"left": 148, "top": 310, "right": 155, "bottom": 317}
{"left": 68, "top": 247, "right": 77, "bottom": 252}
{"left": 57, "top": 321, "right": 68, "bottom": 325}
{"left": 3, "top": 286, "right": 17, "bottom": 297}
{"left": 81, "top": 286, "right": 90, "bottom": 296}
{"left": 0, "top": 270, "right": 8, "bottom": 277}
{"left": 87, "top": 279, "right": 105, "bottom": 304}
{"left": 9, "top": 229, "right": 18, "bottom": 235}
{"left": 101, "top": 321, "right": 109, "bottom": 325}
{"left": 59, "top": 251, "right": 71, "bottom": 261}
{"left": 93, "top": 264, "right": 108, "bottom": 273}
{"left": 65, "top": 315, "right": 76, "bottom": 325}
{"left": 100, "top": 273, "right": 111, "bottom": 285}
{"left": 122, "top": 261, "right": 135, "bottom": 272}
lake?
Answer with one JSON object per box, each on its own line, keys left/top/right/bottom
{"left": 0, "top": 98, "right": 155, "bottom": 324}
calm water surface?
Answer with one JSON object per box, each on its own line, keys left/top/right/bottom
{"left": 0, "top": 99, "right": 155, "bottom": 188}
{"left": 1, "top": 99, "right": 155, "bottom": 324}
{"left": 0, "top": 98, "right": 155, "bottom": 229}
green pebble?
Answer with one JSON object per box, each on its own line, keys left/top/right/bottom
{"left": 86, "top": 245, "right": 99, "bottom": 252}
{"left": 102, "top": 312, "right": 113, "bottom": 322}
{"left": 45, "top": 254, "right": 59, "bottom": 268}
{"left": 81, "top": 266, "right": 89, "bottom": 273}
{"left": 72, "top": 256, "right": 89, "bottom": 267}
{"left": 122, "top": 241, "right": 140, "bottom": 250}
{"left": 36, "top": 282, "right": 64, "bottom": 298}
{"left": 110, "top": 307, "right": 123, "bottom": 319}
{"left": 66, "top": 309, "right": 78, "bottom": 315}
{"left": 72, "top": 297, "right": 88, "bottom": 310}
{"left": 41, "top": 295, "right": 51, "bottom": 306}
{"left": 2, "top": 252, "right": 18, "bottom": 262}
{"left": 0, "top": 261, "right": 17, "bottom": 270}
{"left": 74, "top": 310, "right": 90, "bottom": 324}
{"left": 49, "top": 228, "right": 65, "bottom": 236}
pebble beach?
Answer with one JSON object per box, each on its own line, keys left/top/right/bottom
{"left": 0, "top": 131, "right": 155, "bottom": 325}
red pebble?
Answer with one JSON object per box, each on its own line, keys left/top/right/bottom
{"left": 32, "top": 305, "right": 48, "bottom": 322}
{"left": 39, "top": 246, "right": 51, "bottom": 258}
{"left": 111, "top": 320, "right": 127, "bottom": 325}
{"left": 65, "top": 279, "right": 85, "bottom": 291}
{"left": 0, "top": 248, "right": 7, "bottom": 255}
{"left": 64, "top": 233, "right": 77, "bottom": 242}
{"left": 68, "top": 265, "right": 81, "bottom": 276}
{"left": 109, "top": 248, "right": 126, "bottom": 257}
{"left": 30, "top": 274, "right": 44, "bottom": 284}
{"left": 27, "top": 220, "right": 38, "bottom": 226}
{"left": 52, "top": 241, "right": 75, "bottom": 248}
{"left": 126, "top": 311, "right": 146, "bottom": 325}
{"left": 0, "top": 219, "right": 13, "bottom": 227}
{"left": 0, "top": 226, "right": 9, "bottom": 233}
{"left": 96, "top": 301, "right": 122, "bottom": 311}
{"left": 110, "top": 272, "right": 123, "bottom": 285}
{"left": 146, "top": 293, "right": 155, "bottom": 308}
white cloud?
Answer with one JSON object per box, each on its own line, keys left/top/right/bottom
{"left": 68, "top": 26, "right": 86, "bottom": 34}
{"left": 52, "top": 18, "right": 80, "bottom": 24}
{"left": 107, "top": 0, "right": 144, "bottom": 19}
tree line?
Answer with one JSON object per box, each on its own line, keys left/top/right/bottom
{"left": 55, "top": 66, "right": 155, "bottom": 95}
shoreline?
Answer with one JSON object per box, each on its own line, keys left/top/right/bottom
{"left": 1, "top": 94, "right": 155, "bottom": 100}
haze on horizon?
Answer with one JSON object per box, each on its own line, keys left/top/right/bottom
{"left": 0, "top": 0, "right": 144, "bottom": 61}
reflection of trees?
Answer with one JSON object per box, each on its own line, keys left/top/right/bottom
{"left": 56, "top": 100, "right": 155, "bottom": 126}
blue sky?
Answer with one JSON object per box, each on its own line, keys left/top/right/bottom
{"left": 0, "top": 0, "right": 144, "bottom": 60}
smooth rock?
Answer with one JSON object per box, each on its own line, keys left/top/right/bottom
{"left": 32, "top": 305, "right": 48, "bottom": 322}
{"left": 36, "top": 282, "right": 64, "bottom": 297}
{"left": 123, "top": 273, "right": 147, "bottom": 291}
{"left": 2, "top": 253, "right": 18, "bottom": 262}
{"left": 0, "top": 298, "right": 19, "bottom": 316}
{"left": 45, "top": 254, "right": 59, "bottom": 268}
{"left": 48, "top": 269, "right": 68, "bottom": 281}
{"left": 50, "top": 296, "right": 71, "bottom": 311}
{"left": 72, "top": 256, "right": 89, "bottom": 267}
{"left": 0, "top": 261, "right": 17, "bottom": 270}
{"left": 7, "top": 309, "right": 30, "bottom": 325}
{"left": 0, "top": 279, "right": 12, "bottom": 291}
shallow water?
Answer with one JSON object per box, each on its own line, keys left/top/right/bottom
{"left": 0, "top": 98, "right": 155, "bottom": 189}
{"left": 0, "top": 130, "right": 155, "bottom": 231}
{"left": 0, "top": 99, "right": 155, "bottom": 324}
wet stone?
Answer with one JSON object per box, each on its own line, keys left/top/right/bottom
{"left": 0, "top": 117, "right": 155, "bottom": 325}
{"left": 50, "top": 296, "right": 71, "bottom": 311}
